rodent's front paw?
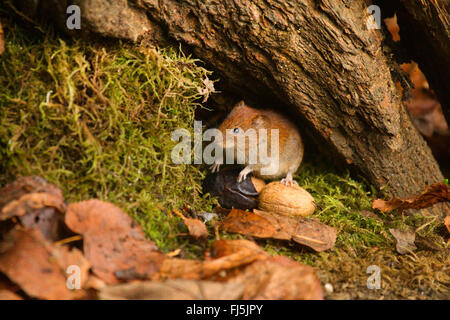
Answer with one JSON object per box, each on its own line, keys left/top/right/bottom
{"left": 210, "top": 163, "right": 221, "bottom": 173}
{"left": 237, "top": 167, "right": 252, "bottom": 183}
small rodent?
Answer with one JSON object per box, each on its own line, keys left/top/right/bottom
{"left": 211, "top": 100, "right": 304, "bottom": 185}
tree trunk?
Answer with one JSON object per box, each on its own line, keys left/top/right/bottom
{"left": 11, "top": 0, "right": 450, "bottom": 214}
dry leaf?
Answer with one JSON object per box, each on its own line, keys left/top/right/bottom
{"left": 65, "top": 200, "right": 164, "bottom": 284}
{"left": 0, "top": 176, "right": 66, "bottom": 241}
{"left": 0, "top": 176, "right": 64, "bottom": 210}
{"left": 207, "top": 239, "right": 267, "bottom": 259}
{"left": 385, "top": 15, "right": 400, "bottom": 42}
{"left": 389, "top": 228, "right": 417, "bottom": 255}
{"left": 156, "top": 240, "right": 322, "bottom": 300}
{"left": 445, "top": 215, "right": 450, "bottom": 233}
{"left": 0, "top": 227, "right": 88, "bottom": 300}
{"left": 0, "top": 192, "right": 66, "bottom": 220}
{"left": 173, "top": 210, "right": 208, "bottom": 239}
{"left": 232, "top": 256, "right": 323, "bottom": 299}
{"left": 0, "top": 290, "right": 23, "bottom": 300}
{"left": 156, "top": 239, "right": 267, "bottom": 280}
{"left": 183, "top": 218, "right": 208, "bottom": 239}
{"left": 99, "top": 279, "right": 244, "bottom": 300}
{"left": 0, "top": 21, "right": 4, "bottom": 56}
{"left": 221, "top": 209, "right": 337, "bottom": 252}
{"left": 373, "top": 183, "right": 450, "bottom": 213}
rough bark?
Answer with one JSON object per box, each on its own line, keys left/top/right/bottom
{"left": 10, "top": 0, "right": 449, "bottom": 214}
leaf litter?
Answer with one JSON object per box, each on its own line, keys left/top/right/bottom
{"left": 0, "top": 177, "right": 324, "bottom": 299}
{"left": 372, "top": 182, "right": 450, "bottom": 214}
{"left": 221, "top": 209, "right": 337, "bottom": 252}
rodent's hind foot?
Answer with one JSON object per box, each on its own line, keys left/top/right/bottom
{"left": 280, "top": 173, "right": 298, "bottom": 187}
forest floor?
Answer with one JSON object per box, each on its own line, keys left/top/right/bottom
{"left": 0, "top": 15, "right": 448, "bottom": 300}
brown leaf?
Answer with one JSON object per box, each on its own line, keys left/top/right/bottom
{"left": 98, "top": 279, "right": 244, "bottom": 300}
{"left": 0, "top": 176, "right": 66, "bottom": 241}
{"left": 389, "top": 228, "right": 417, "bottom": 255}
{"left": 221, "top": 209, "right": 337, "bottom": 252}
{"left": 18, "top": 206, "right": 64, "bottom": 241}
{"left": 155, "top": 240, "right": 322, "bottom": 300}
{"left": 172, "top": 209, "right": 208, "bottom": 239}
{"left": 211, "top": 241, "right": 323, "bottom": 299}
{"left": 184, "top": 218, "right": 208, "bottom": 239}
{"left": 65, "top": 200, "right": 164, "bottom": 284}
{"left": 0, "top": 227, "right": 89, "bottom": 300}
{"left": 0, "top": 290, "right": 23, "bottom": 300}
{"left": 0, "top": 176, "right": 64, "bottom": 210}
{"left": 156, "top": 239, "right": 267, "bottom": 280}
{"left": 207, "top": 239, "right": 267, "bottom": 259}
{"left": 445, "top": 215, "right": 450, "bottom": 233}
{"left": 232, "top": 256, "right": 323, "bottom": 299}
{"left": 0, "top": 21, "right": 4, "bottom": 56}
{"left": 373, "top": 183, "right": 450, "bottom": 213}
{"left": 98, "top": 237, "right": 322, "bottom": 300}
{"left": 155, "top": 258, "right": 204, "bottom": 280}
{"left": 0, "top": 193, "right": 66, "bottom": 220}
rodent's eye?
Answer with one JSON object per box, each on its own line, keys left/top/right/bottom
{"left": 233, "top": 128, "right": 240, "bottom": 134}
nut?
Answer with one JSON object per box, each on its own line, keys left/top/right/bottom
{"left": 250, "top": 176, "right": 266, "bottom": 193}
{"left": 258, "top": 182, "right": 315, "bottom": 217}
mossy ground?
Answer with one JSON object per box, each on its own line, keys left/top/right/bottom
{"left": 0, "top": 16, "right": 448, "bottom": 299}
{"left": 0, "top": 18, "right": 217, "bottom": 253}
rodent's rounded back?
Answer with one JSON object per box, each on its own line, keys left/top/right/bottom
{"left": 218, "top": 101, "right": 298, "bottom": 135}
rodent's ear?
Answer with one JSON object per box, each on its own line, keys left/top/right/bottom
{"left": 251, "top": 114, "right": 270, "bottom": 129}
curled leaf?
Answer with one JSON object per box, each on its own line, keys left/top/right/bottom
{"left": 0, "top": 176, "right": 66, "bottom": 241}
{"left": 0, "top": 290, "right": 23, "bottom": 300}
{"left": 0, "top": 228, "right": 89, "bottom": 300}
{"left": 0, "top": 21, "right": 4, "bottom": 55}
{"left": 173, "top": 210, "right": 208, "bottom": 239}
{"left": 389, "top": 228, "right": 417, "bottom": 255}
{"left": 156, "top": 239, "right": 267, "bottom": 280}
{"left": 0, "top": 176, "right": 64, "bottom": 210}
{"left": 445, "top": 215, "right": 450, "bottom": 233}
{"left": 231, "top": 256, "right": 323, "bottom": 300}
{"left": 373, "top": 183, "right": 450, "bottom": 213}
{"left": 65, "top": 200, "right": 164, "bottom": 284}
{"left": 221, "top": 209, "right": 337, "bottom": 252}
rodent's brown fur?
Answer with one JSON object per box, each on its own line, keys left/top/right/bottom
{"left": 215, "top": 100, "right": 304, "bottom": 183}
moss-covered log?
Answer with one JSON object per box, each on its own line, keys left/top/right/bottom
{"left": 9, "top": 0, "right": 449, "bottom": 215}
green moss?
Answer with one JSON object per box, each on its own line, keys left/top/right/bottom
{"left": 296, "top": 161, "right": 390, "bottom": 248}
{"left": 0, "top": 21, "right": 216, "bottom": 253}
